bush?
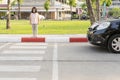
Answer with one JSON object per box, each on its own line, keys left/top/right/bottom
{"left": 108, "top": 8, "right": 120, "bottom": 18}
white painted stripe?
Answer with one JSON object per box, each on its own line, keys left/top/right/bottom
{"left": 52, "top": 43, "right": 58, "bottom": 80}
{"left": 2, "top": 50, "right": 45, "bottom": 54}
{"left": 0, "top": 56, "right": 43, "bottom": 60}
{"left": 9, "top": 46, "right": 47, "bottom": 49}
{"left": 14, "top": 43, "right": 48, "bottom": 46}
{"left": 46, "top": 37, "right": 69, "bottom": 43}
{"left": 0, "top": 43, "right": 11, "bottom": 49}
{"left": 0, "top": 37, "right": 21, "bottom": 42}
{"left": 0, "top": 66, "right": 40, "bottom": 72}
{"left": 0, "top": 78, "right": 37, "bottom": 80}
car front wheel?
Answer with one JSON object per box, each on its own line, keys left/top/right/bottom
{"left": 108, "top": 34, "right": 120, "bottom": 53}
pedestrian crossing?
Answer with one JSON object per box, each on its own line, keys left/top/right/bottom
{"left": 0, "top": 43, "right": 48, "bottom": 80}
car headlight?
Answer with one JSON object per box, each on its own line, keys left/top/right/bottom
{"left": 91, "top": 22, "right": 99, "bottom": 29}
{"left": 96, "top": 22, "right": 110, "bottom": 30}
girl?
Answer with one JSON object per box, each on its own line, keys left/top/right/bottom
{"left": 30, "top": 7, "right": 39, "bottom": 37}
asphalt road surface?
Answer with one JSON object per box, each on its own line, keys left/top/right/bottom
{"left": 0, "top": 42, "right": 120, "bottom": 80}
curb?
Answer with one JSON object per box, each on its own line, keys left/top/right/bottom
{"left": 0, "top": 37, "right": 88, "bottom": 43}
{"left": 70, "top": 38, "right": 88, "bottom": 42}
{"left": 22, "top": 37, "right": 88, "bottom": 43}
{"left": 22, "top": 37, "right": 45, "bottom": 42}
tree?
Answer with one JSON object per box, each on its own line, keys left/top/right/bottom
{"left": 12, "top": 0, "right": 23, "bottom": 19}
{"left": 12, "top": 0, "right": 23, "bottom": 20}
{"left": 91, "top": 0, "right": 105, "bottom": 21}
{"left": 68, "top": 0, "right": 76, "bottom": 20}
{"left": 87, "top": 0, "right": 112, "bottom": 21}
{"left": 96, "top": 0, "right": 100, "bottom": 21}
{"left": 17, "top": 0, "right": 23, "bottom": 19}
{"left": 44, "top": 0, "right": 50, "bottom": 19}
{"left": 17, "top": 0, "right": 21, "bottom": 19}
{"left": 86, "top": 0, "right": 96, "bottom": 25}
{"left": 102, "top": 0, "right": 112, "bottom": 19}
{"left": 6, "top": 0, "right": 11, "bottom": 29}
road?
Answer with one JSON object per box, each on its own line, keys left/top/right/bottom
{"left": 0, "top": 42, "right": 120, "bottom": 80}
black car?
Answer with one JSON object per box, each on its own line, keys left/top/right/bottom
{"left": 87, "top": 19, "right": 120, "bottom": 53}
{"left": 80, "top": 14, "right": 89, "bottom": 20}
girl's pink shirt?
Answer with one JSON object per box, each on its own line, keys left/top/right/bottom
{"left": 30, "top": 13, "right": 39, "bottom": 24}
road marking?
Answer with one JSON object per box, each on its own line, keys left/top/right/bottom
{"left": 0, "top": 78, "right": 37, "bottom": 80}
{"left": 0, "top": 37, "right": 21, "bottom": 42}
{"left": 14, "top": 43, "right": 48, "bottom": 46}
{"left": 52, "top": 43, "right": 58, "bottom": 80}
{"left": 0, "top": 65, "right": 40, "bottom": 72}
{"left": 9, "top": 46, "right": 47, "bottom": 49}
{"left": 0, "top": 43, "right": 11, "bottom": 49}
{"left": 2, "top": 50, "right": 45, "bottom": 54}
{"left": 0, "top": 56, "right": 43, "bottom": 60}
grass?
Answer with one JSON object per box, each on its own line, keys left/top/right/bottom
{"left": 0, "top": 20, "right": 90, "bottom": 34}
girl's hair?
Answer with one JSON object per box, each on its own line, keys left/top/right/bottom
{"left": 31, "top": 7, "right": 38, "bottom": 13}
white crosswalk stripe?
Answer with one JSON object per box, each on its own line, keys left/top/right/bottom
{"left": 0, "top": 78, "right": 37, "bottom": 80}
{"left": 0, "top": 43, "right": 11, "bottom": 49}
{"left": 0, "top": 56, "right": 43, "bottom": 60}
{"left": 14, "top": 43, "right": 48, "bottom": 46}
{"left": 9, "top": 46, "right": 47, "bottom": 49}
{"left": 0, "top": 43, "right": 48, "bottom": 79}
{"left": 0, "top": 65, "right": 41, "bottom": 72}
{"left": 2, "top": 50, "right": 45, "bottom": 54}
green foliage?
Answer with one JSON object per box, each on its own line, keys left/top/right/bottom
{"left": 102, "top": 0, "right": 112, "bottom": 7}
{"left": 11, "top": 0, "right": 16, "bottom": 6}
{"left": 91, "top": 0, "right": 112, "bottom": 8}
{"left": 15, "top": 0, "right": 23, "bottom": 4}
{"left": 44, "top": 0, "right": 50, "bottom": 11}
{"left": 91, "top": 0, "right": 95, "bottom": 3}
{"left": 0, "top": 0, "right": 2, "bottom": 3}
{"left": 91, "top": 0, "right": 102, "bottom": 9}
{"left": 19, "top": 0, "right": 23, "bottom": 4}
{"left": 108, "top": 8, "right": 120, "bottom": 18}
{"left": 68, "top": 0, "right": 76, "bottom": 7}
{"left": 107, "top": 0, "right": 112, "bottom": 6}
{"left": 81, "top": 3, "right": 87, "bottom": 10}
{"left": 11, "top": 0, "right": 24, "bottom": 6}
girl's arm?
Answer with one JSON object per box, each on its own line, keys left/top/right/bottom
{"left": 38, "top": 13, "right": 40, "bottom": 24}
{"left": 29, "top": 14, "right": 32, "bottom": 24}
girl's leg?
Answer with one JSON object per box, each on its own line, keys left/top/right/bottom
{"left": 34, "top": 24, "right": 38, "bottom": 37}
{"left": 32, "top": 24, "right": 36, "bottom": 37}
